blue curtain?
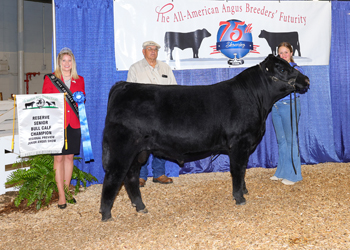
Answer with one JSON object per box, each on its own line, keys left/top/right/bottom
{"left": 330, "top": 2, "right": 350, "bottom": 162}
{"left": 54, "top": 0, "right": 120, "bottom": 184}
{"left": 54, "top": 0, "right": 349, "bottom": 185}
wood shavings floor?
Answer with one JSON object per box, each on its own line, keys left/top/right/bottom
{"left": 0, "top": 162, "right": 349, "bottom": 249}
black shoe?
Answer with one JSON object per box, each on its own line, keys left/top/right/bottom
{"left": 58, "top": 203, "right": 67, "bottom": 209}
{"left": 68, "top": 198, "right": 76, "bottom": 204}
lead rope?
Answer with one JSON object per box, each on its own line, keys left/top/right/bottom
{"left": 211, "top": 154, "right": 220, "bottom": 163}
{"left": 290, "top": 92, "right": 298, "bottom": 175}
{"left": 294, "top": 91, "right": 300, "bottom": 157}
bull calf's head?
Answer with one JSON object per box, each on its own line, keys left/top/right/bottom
{"left": 262, "top": 54, "right": 309, "bottom": 94}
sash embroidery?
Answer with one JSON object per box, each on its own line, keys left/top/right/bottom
{"left": 45, "top": 73, "right": 79, "bottom": 119}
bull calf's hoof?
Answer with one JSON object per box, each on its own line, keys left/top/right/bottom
{"left": 101, "top": 217, "right": 114, "bottom": 222}
{"left": 233, "top": 197, "right": 246, "bottom": 205}
{"left": 101, "top": 213, "right": 112, "bottom": 222}
{"left": 236, "top": 200, "right": 246, "bottom": 205}
{"left": 137, "top": 208, "right": 148, "bottom": 214}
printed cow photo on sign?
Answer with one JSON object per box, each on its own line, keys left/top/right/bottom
{"left": 259, "top": 30, "right": 302, "bottom": 57}
{"left": 164, "top": 28, "right": 211, "bottom": 60}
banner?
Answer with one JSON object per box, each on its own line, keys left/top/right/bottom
{"left": 114, "top": 0, "right": 331, "bottom": 70}
{"left": 16, "top": 93, "right": 65, "bottom": 157}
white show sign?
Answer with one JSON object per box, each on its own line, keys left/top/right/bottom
{"left": 114, "top": 0, "right": 331, "bottom": 70}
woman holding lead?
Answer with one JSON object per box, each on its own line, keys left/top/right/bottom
{"left": 270, "top": 42, "right": 307, "bottom": 185}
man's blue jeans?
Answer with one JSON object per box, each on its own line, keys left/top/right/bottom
{"left": 139, "top": 155, "right": 166, "bottom": 180}
{"left": 271, "top": 98, "right": 302, "bottom": 182}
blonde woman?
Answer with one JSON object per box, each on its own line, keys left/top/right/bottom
{"left": 42, "top": 47, "right": 85, "bottom": 208}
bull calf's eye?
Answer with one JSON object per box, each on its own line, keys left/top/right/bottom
{"left": 266, "top": 68, "right": 268, "bottom": 71}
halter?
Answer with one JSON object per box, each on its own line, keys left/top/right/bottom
{"left": 259, "top": 63, "right": 298, "bottom": 89}
{"left": 270, "top": 76, "right": 297, "bottom": 89}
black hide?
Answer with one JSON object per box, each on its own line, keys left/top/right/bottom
{"left": 100, "top": 54, "right": 309, "bottom": 221}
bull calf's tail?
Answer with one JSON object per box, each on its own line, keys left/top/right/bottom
{"left": 102, "top": 131, "right": 110, "bottom": 171}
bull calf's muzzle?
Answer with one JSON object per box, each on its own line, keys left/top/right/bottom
{"left": 295, "top": 75, "right": 310, "bottom": 94}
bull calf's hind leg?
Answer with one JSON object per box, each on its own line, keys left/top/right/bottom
{"left": 124, "top": 154, "right": 148, "bottom": 213}
{"left": 100, "top": 171, "right": 124, "bottom": 221}
{"left": 242, "top": 170, "right": 248, "bottom": 195}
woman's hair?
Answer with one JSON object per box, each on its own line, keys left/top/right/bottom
{"left": 277, "top": 42, "right": 294, "bottom": 63}
{"left": 54, "top": 47, "right": 79, "bottom": 79}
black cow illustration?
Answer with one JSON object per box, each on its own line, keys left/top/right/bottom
{"left": 99, "top": 55, "right": 310, "bottom": 221}
{"left": 46, "top": 101, "right": 56, "bottom": 107}
{"left": 164, "top": 28, "right": 211, "bottom": 60}
{"left": 259, "top": 30, "right": 301, "bottom": 56}
{"left": 25, "top": 101, "right": 35, "bottom": 109}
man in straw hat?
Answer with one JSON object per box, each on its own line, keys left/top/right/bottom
{"left": 127, "top": 40, "right": 177, "bottom": 187}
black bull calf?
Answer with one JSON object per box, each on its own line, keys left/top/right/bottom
{"left": 100, "top": 55, "right": 309, "bottom": 221}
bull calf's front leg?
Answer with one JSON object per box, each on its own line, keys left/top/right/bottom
{"left": 229, "top": 153, "right": 248, "bottom": 205}
{"left": 231, "top": 177, "right": 246, "bottom": 205}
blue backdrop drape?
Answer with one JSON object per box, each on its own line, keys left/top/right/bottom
{"left": 330, "top": 2, "right": 350, "bottom": 162}
{"left": 53, "top": 0, "right": 349, "bottom": 185}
